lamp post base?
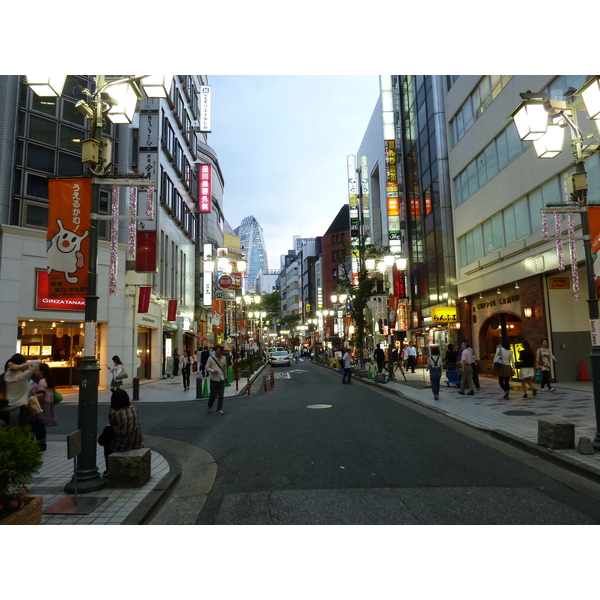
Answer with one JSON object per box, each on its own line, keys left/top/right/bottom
{"left": 64, "top": 470, "right": 106, "bottom": 495}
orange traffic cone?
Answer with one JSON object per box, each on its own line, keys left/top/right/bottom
{"left": 578, "top": 360, "right": 590, "bottom": 381}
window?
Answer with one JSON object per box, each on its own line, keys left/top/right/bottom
{"left": 26, "top": 173, "right": 48, "bottom": 199}
{"left": 29, "top": 115, "right": 56, "bottom": 145}
{"left": 24, "top": 202, "right": 48, "bottom": 227}
{"left": 26, "top": 143, "right": 54, "bottom": 173}
{"left": 503, "top": 204, "right": 516, "bottom": 246}
{"left": 59, "top": 125, "right": 84, "bottom": 152}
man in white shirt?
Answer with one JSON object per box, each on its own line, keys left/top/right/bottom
{"left": 458, "top": 341, "right": 475, "bottom": 395}
{"left": 341, "top": 347, "right": 352, "bottom": 384}
{"left": 405, "top": 342, "right": 417, "bottom": 373}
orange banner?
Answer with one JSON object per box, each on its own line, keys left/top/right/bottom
{"left": 212, "top": 299, "right": 224, "bottom": 333}
{"left": 46, "top": 178, "right": 92, "bottom": 298}
{"left": 589, "top": 207, "right": 600, "bottom": 297}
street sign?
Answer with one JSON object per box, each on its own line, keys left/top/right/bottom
{"left": 214, "top": 290, "right": 235, "bottom": 300}
{"left": 218, "top": 274, "right": 233, "bottom": 289}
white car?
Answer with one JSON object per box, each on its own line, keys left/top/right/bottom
{"left": 270, "top": 351, "right": 291, "bottom": 367}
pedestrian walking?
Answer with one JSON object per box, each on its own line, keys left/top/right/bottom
{"left": 458, "top": 340, "right": 475, "bottom": 395}
{"left": 200, "top": 346, "right": 210, "bottom": 376}
{"left": 518, "top": 340, "right": 537, "bottom": 398}
{"left": 462, "top": 340, "right": 480, "bottom": 389}
{"left": 205, "top": 345, "right": 228, "bottom": 415}
{"left": 173, "top": 348, "right": 180, "bottom": 377}
{"left": 341, "top": 347, "right": 352, "bottom": 384}
{"left": 374, "top": 342, "right": 386, "bottom": 373}
{"left": 180, "top": 349, "right": 192, "bottom": 391}
{"left": 494, "top": 339, "right": 514, "bottom": 399}
{"left": 107, "top": 355, "right": 127, "bottom": 392}
{"left": 536, "top": 338, "right": 556, "bottom": 392}
{"left": 405, "top": 341, "right": 417, "bottom": 373}
{"left": 426, "top": 345, "right": 443, "bottom": 400}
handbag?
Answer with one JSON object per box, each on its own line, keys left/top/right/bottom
{"left": 53, "top": 388, "right": 63, "bottom": 404}
{"left": 535, "top": 369, "right": 543, "bottom": 383}
{"left": 116, "top": 368, "right": 128, "bottom": 380}
{"left": 28, "top": 395, "right": 43, "bottom": 417}
{"left": 98, "top": 424, "right": 114, "bottom": 447}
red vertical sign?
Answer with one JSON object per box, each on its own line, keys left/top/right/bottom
{"left": 136, "top": 230, "right": 157, "bottom": 272}
{"left": 199, "top": 164, "right": 211, "bottom": 213}
{"left": 47, "top": 178, "right": 92, "bottom": 298}
{"left": 138, "top": 286, "right": 152, "bottom": 313}
{"left": 167, "top": 300, "right": 178, "bottom": 321}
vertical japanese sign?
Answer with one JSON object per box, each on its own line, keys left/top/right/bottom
{"left": 348, "top": 154, "right": 360, "bottom": 285}
{"left": 384, "top": 140, "right": 401, "bottom": 253}
{"left": 47, "top": 178, "right": 92, "bottom": 298}
{"left": 199, "top": 164, "right": 211, "bottom": 213}
{"left": 167, "top": 300, "right": 178, "bottom": 322}
{"left": 360, "top": 154, "right": 370, "bottom": 244}
{"left": 138, "top": 286, "right": 152, "bottom": 313}
{"left": 212, "top": 299, "right": 224, "bottom": 333}
{"left": 138, "top": 100, "right": 158, "bottom": 182}
{"left": 200, "top": 86, "right": 212, "bottom": 132}
{"left": 136, "top": 231, "right": 157, "bottom": 272}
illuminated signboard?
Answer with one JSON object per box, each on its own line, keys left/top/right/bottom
{"left": 431, "top": 307, "right": 458, "bottom": 323}
{"left": 199, "top": 164, "right": 211, "bottom": 213}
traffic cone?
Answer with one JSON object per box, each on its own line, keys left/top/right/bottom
{"left": 367, "top": 364, "right": 374, "bottom": 380}
{"left": 578, "top": 360, "right": 590, "bottom": 381}
{"left": 201, "top": 377, "right": 209, "bottom": 398}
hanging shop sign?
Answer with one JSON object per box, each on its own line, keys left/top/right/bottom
{"left": 199, "top": 164, "right": 211, "bottom": 213}
{"left": 431, "top": 306, "right": 458, "bottom": 323}
{"left": 46, "top": 178, "right": 92, "bottom": 299}
{"left": 167, "top": 300, "right": 178, "bottom": 322}
{"left": 200, "top": 86, "right": 212, "bottom": 132}
{"left": 138, "top": 286, "right": 152, "bottom": 313}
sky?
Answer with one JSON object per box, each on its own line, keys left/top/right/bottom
{"left": 207, "top": 75, "right": 381, "bottom": 269}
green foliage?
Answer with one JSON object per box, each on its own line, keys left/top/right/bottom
{"left": 0, "top": 426, "right": 43, "bottom": 520}
{"left": 261, "top": 291, "right": 282, "bottom": 323}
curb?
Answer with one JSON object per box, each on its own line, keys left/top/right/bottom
{"left": 121, "top": 443, "right": 182, "bottom": 525}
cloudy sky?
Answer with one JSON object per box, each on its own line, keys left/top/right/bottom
{"left": 207, "top": 75, "right": 381, "bottom": 269}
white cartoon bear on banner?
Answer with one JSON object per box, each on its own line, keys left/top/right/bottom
{"left": 47, "top": 219, "right": 89, "bottom": 284}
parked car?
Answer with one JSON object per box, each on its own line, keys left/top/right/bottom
{"left": 270, "top": 351, "right": 291, "bottom": 367}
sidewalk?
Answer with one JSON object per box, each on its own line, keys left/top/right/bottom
{"left": 364, "top": 365, "right": 600, "bottom": 479}
{"left": 34, "top": 369, "right": 262, "bottom": 525}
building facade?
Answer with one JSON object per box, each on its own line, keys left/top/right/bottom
{"left": 445, "top": 75, "right": 600, "bottom": 381}
{"left": 0, "top": 75, "right": 222, "bottom": 387}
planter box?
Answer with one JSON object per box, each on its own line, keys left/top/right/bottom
{"left": 0, "top": 495, "right": 43, "bottom": 525}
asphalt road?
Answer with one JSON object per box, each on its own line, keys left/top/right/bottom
{"left": 52, "top": 363, "right": 600, "bottom": 525}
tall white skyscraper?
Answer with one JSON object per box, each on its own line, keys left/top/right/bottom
{"left": 235, "top": 215, "right": 268, "bottom": 293}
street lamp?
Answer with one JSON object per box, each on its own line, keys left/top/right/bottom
{"left": 510, "top": 77, "right": 600, "bottom": 450}
{"left": 28, "top": 74, "right": 167, "bottom": 493}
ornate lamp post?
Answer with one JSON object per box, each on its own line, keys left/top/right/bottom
{"left": 510, "top": 77, "right": 600, "bottom": 449}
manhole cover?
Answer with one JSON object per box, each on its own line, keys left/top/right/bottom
{"left": 307, "top": 404, "right": 332, "bottom": 409}
{"left": 503, "top": 410, "right": 536, "bottom": 416}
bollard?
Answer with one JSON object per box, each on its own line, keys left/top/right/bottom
{"left": 270, "top": 369, "right": 275, "bottom": 388}
{"left": 247, "top": 377, "right": 251, "bottom": 397}
{"left": 263, "top": 375, "right": 268, "bottom": 393}
{"left": 196, "top": 376, "right": 203, "bottom": 399}
{"left": 132, "top": 377, "right": 140, "bottom": 401}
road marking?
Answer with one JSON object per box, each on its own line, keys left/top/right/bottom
{"left": 307, "top": 404, "right": 332, "bottom": 409}
{"left": 289, "top": 369, "right": 309, "bottom": 373}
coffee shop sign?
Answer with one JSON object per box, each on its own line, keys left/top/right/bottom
{"left": 476, "top": 294, "right": 520, "bottom": 310}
